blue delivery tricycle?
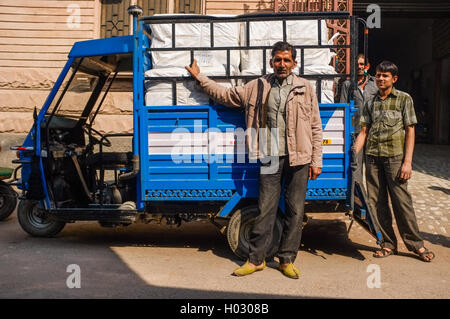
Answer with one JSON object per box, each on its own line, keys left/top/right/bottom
{"left": 10, "top": 8, "right": 382, "bottom": 258}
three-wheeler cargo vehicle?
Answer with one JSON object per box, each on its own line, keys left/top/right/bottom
{"left": 10, "top": 7, "right": 382, "bottom": 258}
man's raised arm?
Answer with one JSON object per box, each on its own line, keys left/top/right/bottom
{"left": 185, "top": 60, "right": 246, "bottom": 108}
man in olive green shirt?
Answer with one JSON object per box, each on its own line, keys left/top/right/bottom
{"left": 354, "top": 61, "right": 435, "bottom": 262}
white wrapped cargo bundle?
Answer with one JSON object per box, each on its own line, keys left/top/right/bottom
{"left": 144, "top": 64, "right": 337, "bottom": 105}
{"left": 145, "top": 80, "right": 234, "bottom": 106}
{"left": 240, "top": 20, "right": 336, "bottom": 75}
{"left": 145, "top": 16, "right": 339, "bottom": 105}
{"left": 304, "top": 64, "right": 338, "bottom": 103}
{"left": 145, "top": 67, "right": 235, "bottom": 106}
{"left": 145, "top": 63, "right": 240, "bottom": 78}
{"left": 148, "top": 14, "right": 241, "bottom": 72}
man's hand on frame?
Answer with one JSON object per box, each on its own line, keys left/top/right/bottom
{"left": 309, "top": 166, "right": 322, "bottom": 180}
{"left": 185, "top": 59, "right": 200, "bottom": 79}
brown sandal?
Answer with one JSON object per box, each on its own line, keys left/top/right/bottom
{"left": 373, "top": 248, "right": 396, "bottom": 258}
{"left": 414, "top": 248, "right": 435, "bottom": 262}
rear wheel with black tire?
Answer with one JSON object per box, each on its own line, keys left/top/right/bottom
{"left": 0, "top": 182, "right": 17, "bottom": 221}
{"left": 227, "top": 205, "right": 283, "bottom": 260}
{"left": 17, "top": 200, "right": 66, "bottom": 237}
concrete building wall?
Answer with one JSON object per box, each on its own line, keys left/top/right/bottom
{"left": 0, "top": 0, "right": 276, "bottom": 136}
{"left": 0, "top": 0, "right": 101, "bottom": 133}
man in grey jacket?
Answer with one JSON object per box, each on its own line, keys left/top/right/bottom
{"left": 185, "top": 41, "right": 323, "bottom": 279}
{"left": 340, "top": 54, "right": 378, "bottom": 182}
{"left": 340, "top": 54, "right": 378, "bottom": 133}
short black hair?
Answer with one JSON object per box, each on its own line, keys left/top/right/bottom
{"left": 357, "top": 53, "right": 369, "bottom": 65}
{"left": 271, "top": 41, "right": 296, "bottom": 60}
{"left": 376, "top": 61, "right": 398, "bottom": 77}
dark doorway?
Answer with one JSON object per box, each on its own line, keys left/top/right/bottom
{"left": 354, "top": 2, "right": 450, "bottom": 144}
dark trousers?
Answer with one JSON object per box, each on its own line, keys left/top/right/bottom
{"left": 353, "top": 145, "right": 365, "bottom": 183}
{"left": 249, "top": 156, "right": 309, "bottom": 265}
{"left": 365, "top": 154, "right": 424, "bottom": 252}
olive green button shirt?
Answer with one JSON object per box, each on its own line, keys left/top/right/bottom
{"left": 265, "top": 74, "right": 293, "bottom": 156}
{"left": 360, "top": 87, "right": 417, "bottom": 157}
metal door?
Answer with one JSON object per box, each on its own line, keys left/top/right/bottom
{"left": 101, "top": 0, "right": 171, "bottom": 38}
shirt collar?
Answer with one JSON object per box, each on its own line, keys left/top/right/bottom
{"left": 273, "top": 73, "right": 293, "bottom": 87}
{"left": 376, "top": 86, "right": 398, "bottom": 100}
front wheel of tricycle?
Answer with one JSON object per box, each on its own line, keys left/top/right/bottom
{"left": 0, "top": 181, "right": 17, "bottom": 221}
{"left": 17, "top": 200, "right": 66, "bottom": 237}
{"left": 227, "top": 205, "right": 282, "bottom": 261}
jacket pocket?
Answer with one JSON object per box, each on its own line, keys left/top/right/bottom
{"left": 289, "top": 91, "right": 310, "bottom": 120}
{"left": 298, "top": 101, "right": 312, "bottom": 121}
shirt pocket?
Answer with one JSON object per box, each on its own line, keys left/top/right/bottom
{"left": 382, "top": 110, "right": 402, "bottom": 127}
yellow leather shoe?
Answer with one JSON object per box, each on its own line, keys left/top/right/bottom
{"left": 278, "top": 263, "right": 300, "bottom": 279}
{"left": 232, "top": 260, "right": 266, "bottom": 277}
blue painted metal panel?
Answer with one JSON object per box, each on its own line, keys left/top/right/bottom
{"left": 218, "top": 192, "right": 243, "bottom": 217}
{"left": 69, "top": 36, "right": 134, "bottom": 58}
{"left": 135, "top": 20, "right": 146, "bottom": 210}
{"left": 141, "top": 100, "right": 351, "bottom": 205}
{"left": 142, "top": 104, "right": 258, "bottom": 202}
{"left": 345, "top": 100, "right": 355, "bottom": 204}
{"left": 312, "top": 103, "right": 347, "bottom": 199}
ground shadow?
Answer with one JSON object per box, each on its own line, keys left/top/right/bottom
{"left": 0, "top": 214, "right": 330, "bottom": 299}
{"left": 428, "top": 185, "right": 450, "bottom": 195}
{"left": 299, "top": 217, "right": 378, "bottom": 261}
{"left": 420, "top": 231, "right": 450, "bottom": 248}
{"left": 59, "top": 220, "right": 239, "bottom": 264}
{"left": 54, "top": 213, "right": 379, "bottom": 268}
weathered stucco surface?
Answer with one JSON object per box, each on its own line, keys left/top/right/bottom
{"left": 0, "top": 69, "right": 132, "bottom": 134}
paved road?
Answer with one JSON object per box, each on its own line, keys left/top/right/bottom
{"left": 0, "top": 144, "right": 449, "bottom": 299}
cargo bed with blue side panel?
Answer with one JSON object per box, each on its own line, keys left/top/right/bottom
{"left": 139, "top": 12, "right": 355, "bottom": 212}
{"left": 11, "top": 8, "right": 382, "bottom": 258}
{"left": 140, "top": 103, "right": 353, "bottom": 203}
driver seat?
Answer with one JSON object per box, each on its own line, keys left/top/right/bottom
{"left": 85, "top": 152, "right": 133, "bottom": 170}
